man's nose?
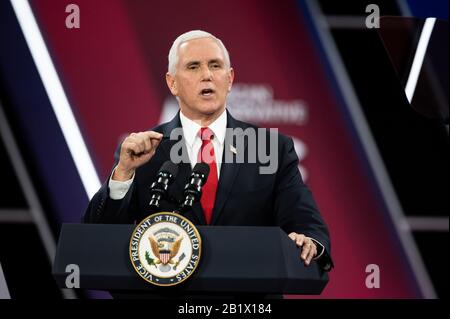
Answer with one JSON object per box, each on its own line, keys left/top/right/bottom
{"left": 200, "top": 66, "right": 213, "bottom": 81}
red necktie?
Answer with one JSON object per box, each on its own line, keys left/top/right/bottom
{"left": 197, "top": 127, "right": 218, "bottom": 225}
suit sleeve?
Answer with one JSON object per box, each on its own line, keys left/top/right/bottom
{"left": 82, "top": 143, "right": 138, "bottom": 224}
{"left": 274, "top": 136, "right": 334, "bottom": 271}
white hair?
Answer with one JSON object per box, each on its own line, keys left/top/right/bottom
{"left": 167, "top": 30, "right": 231, "bottom": 75}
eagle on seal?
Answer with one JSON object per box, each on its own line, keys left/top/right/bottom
{"left": 149, "top": 235, "right": 183, "bottom": 265}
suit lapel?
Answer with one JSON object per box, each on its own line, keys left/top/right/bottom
{"left": 211, "top": 113, "right": 247, "bottom": 225}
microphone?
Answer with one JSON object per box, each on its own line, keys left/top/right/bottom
{"left": 149, "top": 161, "right": 179, "bottom": 210}
{"left": 179, "top": 162, "right": 210, "bottom": 212}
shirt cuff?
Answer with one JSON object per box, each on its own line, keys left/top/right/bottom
{"left": 108, "top": 167, "right": 135, "bottom": 200}
{"left": 308, "top": 237, "right": 325, "bottom": 260}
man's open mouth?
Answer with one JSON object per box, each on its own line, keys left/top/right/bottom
{"left": 200, "top": 88, "right": 215, "bottom": 96}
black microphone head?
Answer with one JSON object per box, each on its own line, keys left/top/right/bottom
{"left": 160, "top": 160, "right": 178, "bottom": 178}
{"left": 193, "top": 162, "right": 210, "bottom": 178}
{"left": 179, "top": 162, "right": 211, "bottom": 211}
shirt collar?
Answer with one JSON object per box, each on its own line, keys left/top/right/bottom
{"left": 179, "top": 108, "right": 227, "bottom": 147}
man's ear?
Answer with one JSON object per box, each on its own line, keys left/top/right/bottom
{"left": 227, "top": 68, "right": 235, "bottom": 92}
{"left": 166, "top": 73, "right": 177, "bottom": 96}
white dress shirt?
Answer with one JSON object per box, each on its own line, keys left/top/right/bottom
{"left": 108, "top": 109, "right": 227, "bottom": 200}
{"left": 179, "top": 108, "right": 226, "bottom": 177}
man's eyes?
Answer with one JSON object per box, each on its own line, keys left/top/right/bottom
{"left": 187, "top": 64, "right": 199, "bottom": 70}
{"left": 186, "top": 63, "right": 222, "bottom": 70}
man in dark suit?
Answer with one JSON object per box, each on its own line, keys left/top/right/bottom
{"left": 84, "top": 30, "right": 333, "bottom": 271}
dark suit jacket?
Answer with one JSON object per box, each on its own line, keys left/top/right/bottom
{"left": 84, "top": 111, "right": 333, "bottom": 271}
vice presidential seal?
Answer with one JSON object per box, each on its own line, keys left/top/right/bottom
{"left": 129, "top": 212, "right": 201, "bottom": 286}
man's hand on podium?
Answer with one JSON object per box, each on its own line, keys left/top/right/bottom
{"left": 288, "top": 233, "right": 317, "bottom": 266}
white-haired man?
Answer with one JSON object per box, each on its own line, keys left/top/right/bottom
{"left": 84, "top": 30, "right": 333, "bottom": 272}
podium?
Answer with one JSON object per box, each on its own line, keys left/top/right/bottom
{"left": 53, "top": 224, "right": 328, "bottom": 296}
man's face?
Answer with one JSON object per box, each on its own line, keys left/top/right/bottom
{"left": 166, "top": 37, "right": 234, "bottom": 120}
